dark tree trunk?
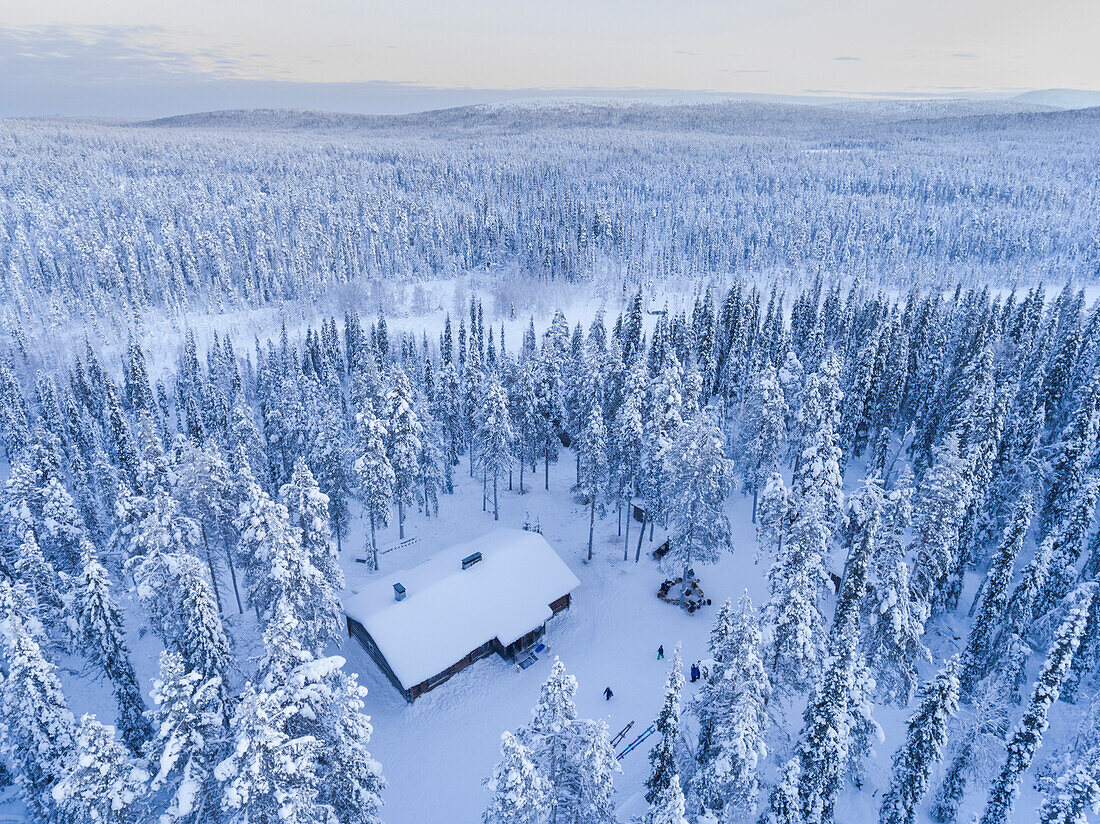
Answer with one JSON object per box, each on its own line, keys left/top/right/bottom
{"left": 222, "top": 534, "right": 243, "bottom": 614}
{"left": 587, "top": 496, "right": 596, "bottom": 561}
{"left": 369, "top": 512, "right": 379, "bottom": 571}
{"left": 200, "top": 525, "right": 224, "bottom": 614}
{"left": 624, "top": 496, "right": 632, "bottom": 561}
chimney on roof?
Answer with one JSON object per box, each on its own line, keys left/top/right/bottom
{"left": 393, "top": 582, "right": 406, "bottom": 601}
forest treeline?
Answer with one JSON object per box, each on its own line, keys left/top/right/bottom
{"left": 1, "top": 272, "right": 1100, "bottom": 822}
{"left": 2, "top": 103, "right": 1099, "bottom": 344}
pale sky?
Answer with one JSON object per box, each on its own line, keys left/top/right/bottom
{"left": 2, "top": 0, "right": 1099, "bottom": 116}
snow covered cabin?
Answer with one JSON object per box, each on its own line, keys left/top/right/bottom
{"left": 344, "top": 528, "right": 580, "bottom": 702}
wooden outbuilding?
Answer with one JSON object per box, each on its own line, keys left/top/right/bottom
{"left": 344, "top": 528, "right": 579, "bottom": 702}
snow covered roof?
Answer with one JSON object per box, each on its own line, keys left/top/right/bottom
{"left": 344, "top": 529, "right": 580, "bottom": 689}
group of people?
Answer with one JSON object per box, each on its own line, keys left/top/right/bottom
{"left": 603, "top": 645, "right": 705, "bottom": 701}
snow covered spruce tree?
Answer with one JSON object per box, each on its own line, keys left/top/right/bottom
{"left": 35, "top": 474, "right": 88, "bottom": 575}
{"left": 51, "top": 714, "right": 150, "bottom": 824}
{"left": 861, "top": 465, "right": 927, "bottom": 706}
{"left": 1038, "top": 374, "right": 1100, "bottom": 542}
{"left": 877, "top": 656, "right": 960, "bottom": 824}
{"left": 484, "top": 731, "right": 549, "bottom": 824}
{"left": 306, "top": 384, "right": 355, "bottom": 544}
{"left": 11, "top": 528, "right": 65, "bottom": 638}
{"left": 649, "top": 774, "right": 689, "bottom": 824}
{"left": 174, "top": 440, "right": 238, "bottom": 614}
{"left": 744, "top": 361, "right": 788, "bottom": 523}
{"left": 220, "top": 596, "right": 385, "bottom": 824}
{"left": 276, "top": 623, "right": 386, "bottom": 824}
{"left": 278, "top": 456, "right": 344, "bottom": 651}
{"left": 235, "top": 474, "right": 333, "bottom": 651}
{"left": 353, "top": 402, "right": 394, "bottom": 571}
{"left": 579, "top": 402, "right": 609, "bottom": 561}
{"left": 928, "top": 669, "right": 1013, "bottom": 824}
{"left": 664, "top": 410, "right": 734, "bottom": 605}
{"left": 125, "top": 489, "right": 203, "bottom": 643}
{"left": 692, "top": 595, "right": 769, "bottom": 821}
{"left": 758, "top": 758, "right": 804, "bottom": 824}
{"left": 216, "top": 680, "right": 324, "bottom": 824}
{"left": 0, "top": 614, "right": 76, "bottom": 821}
{"left": 646, "top": 646, "right": 685, "bottom": 809}
{"left": 978, "top": 583, "right": 1097, "bottom": 824}
{"left": 794, "top": 505, "right": 875, "bottom": 824}
{"left": 518, "top": 658, "right": 578, "bottom": 822}
{"left": 908, "top": 433, "right": 971, "bottom": 627}
{"left": 74, "top": 539, "right": 150, "bottom": 752}
{"left": 560, "top": 718, "right": 619, "bottom": 824}
{"left": 0, "top": 359, "right": 30, "bottom": 460}
{"left": 958, "top": 494, "right": 1032, "bottom": 698}
{"left": 416, "top": 410, "right": 446, "bottom": 517}
{"left": 145, "top": 650, "right": 230, "bottom": 824}
{"left": 764, "top": 356, "right": 843, "bottom": 694}
{"left": 383, "top": 368, "right": 422, "bottom": 539}
{"left": 1035, "top": 475, "right": 1100, "bottom": 622}
{"left": 478, "top": 375, "right": 515, "bottom": 523}
{"left": 0, "top": 577, "right": 46, "bottom": 646}
{"left": 516, "top": 658, "right": 618, "bottom": 824}
{"left": 640, "top": 358, "right": 684, "bottom": 540}
{"left": 508, "top": 351, "right": 541, "bottom": 497}
{"left": 614, "top": 358, "right": 646, "bottom": 561}
{"left": 755, "top": 471, "right": 789, "bottom": 564}
{"left": 1037, "top": 734, "right": 1100, "bottom": 824}
{"left": 175, "top": 551, "right": 233, "bottom": 695}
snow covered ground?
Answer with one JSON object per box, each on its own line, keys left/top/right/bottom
{"left": 339, "top": 453, "right": 741, "bottom": 824}
{"left": 329, "top": 445, "right": 1057, "bottom": 824}
{"left": 326, "top": 446, "right": 868, "bottom": 823}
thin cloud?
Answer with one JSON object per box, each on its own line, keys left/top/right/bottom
{"left": 0, "top": 25, "right": 275, "bottom": 85}
{"left": 950, "top": 52, "right": 979, "bottom": 59}
{"left": 833, "top": 56, "right": 862, "bottom": 62}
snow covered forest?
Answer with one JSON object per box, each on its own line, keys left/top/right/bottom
{"left": 2, "top": 102, "right": 1100, "bottom": 349}
{"left": 1, "top": 101, "right": 1100, "bottom": 824}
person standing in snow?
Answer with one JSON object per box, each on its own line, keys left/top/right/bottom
{"left": 657, "top": 645, "right": 665, "bottom": 660}
{"left": 690, "top": 662, "right": 700, "bottom": 683}
{"left": 604, "top": 686, "right": 613, "bottom": 700}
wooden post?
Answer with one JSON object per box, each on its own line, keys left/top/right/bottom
{"left": 623, "top": 496, "right": 631, "bottom": 561}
